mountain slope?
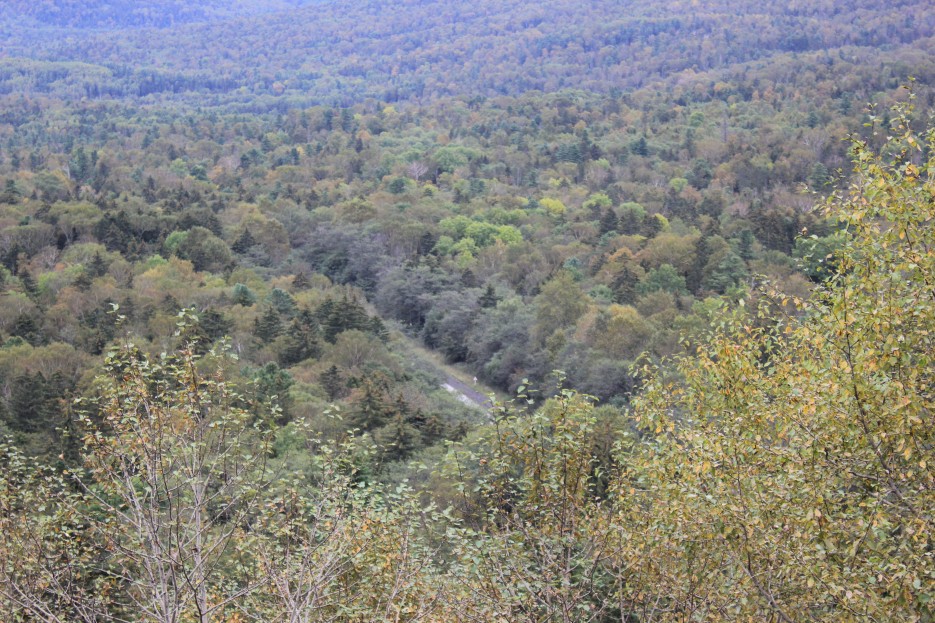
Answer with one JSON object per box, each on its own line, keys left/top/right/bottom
{"left": 1, "top": 0, "right": 933, "bottom": 105}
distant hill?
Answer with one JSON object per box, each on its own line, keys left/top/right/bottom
{"left": 0, "top": 0, "right": 317, "bottom": 30}
{"left": 1, "top": 0, "right": 933, "bottom": 105}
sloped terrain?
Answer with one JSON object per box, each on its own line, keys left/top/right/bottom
{"left": 1, "top": 0, "right": 933, "bottom": 104}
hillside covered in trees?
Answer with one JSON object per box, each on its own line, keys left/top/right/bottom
{"left": 0, "top": 0, "right": 933, "bottom": 620}
{"left": 2, "top": 0, "right": 934, "bottom": 104}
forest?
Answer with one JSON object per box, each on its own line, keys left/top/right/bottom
{"left": 0, "top": 0, "right": 933, "bottom": 620}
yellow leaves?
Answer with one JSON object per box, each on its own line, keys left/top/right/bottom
{"left": 894, "top": 395, "right": 912, "bottom": 410}
{"left": 692, "top": 460, "right": 712, "bottom": 475}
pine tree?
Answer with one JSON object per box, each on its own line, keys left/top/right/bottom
{"left": 231, "top": 229, "right": 257, "bottom": 254}
{"left": 320, "top": 365, "right": 345, "bottom": 401}
{"left": 369, "top": 316, "right": 389, "bottom": 342}
{"left": 599, "top": 207, "right": 618, "bottom": 235}
{"left": 374, "top": 414, "right": 421, "bottom": 462}
{"left": 88, "top": 252, "right": 109, "bottom": 277}
{"left": 320, "top": 295, "right": 371, "bottom": 342}
{"left": 252, "top": 362, "right": 294, "bottom": 424}
{"left": 11, "top": 313, "right": 45, "bottom": 346}
{"left": 232, "top": 283, "right": 257, "bottom": 306}
{"left": 278, "top": 318, "right": 322, "bottom": 367}
{"left": 8, "top": 373, "right": 54, "bottom": 434}
{"left": 199, "top": 308, "right": 232, "bottom": 342}
{"left": 253, "top": 306, "right": 283, "bottom": 343}
{"left": 479, "top": 283, "right": 500, "bottom": 308}
{"left": 1, "top": 179, "right": 20, "bottom": 204}
{"left": 351, "top": 380, "right": 393, "bottom": 432}
{"left": 73, "top": 270, "right": 93, "bottom": 292}
{"left": 18, "top": 269, "right": 38, "bottom": 298}
{"left": 267, "top": 288, "right": 296, "bottom": 318}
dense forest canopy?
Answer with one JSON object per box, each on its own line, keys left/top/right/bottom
{"left": 0, "top": 0, "right": 933, "bottom": 620}
{"left": 0, "top": 0, "right": 320, "bottom": 29}
{"left": 2, "top": 0, "right": 934, "bottom": 105}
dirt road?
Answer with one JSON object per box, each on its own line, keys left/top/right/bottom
{"left": 441, "top": 376, "right": 493, "bottom": 411}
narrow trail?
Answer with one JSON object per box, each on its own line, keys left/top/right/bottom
{"left": 391, "top": 330, "right": 500, "bottom": 416}
{"left": 441, "top": 376, "right": 494, "bottom": 411}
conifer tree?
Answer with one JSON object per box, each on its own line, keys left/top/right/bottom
{"left": 599, "top": 207, "right": 618, "bottom": 234}
{"left": 479, "top": 283, "right": 500, "bottom": 308}
{"left": 279, "top": 317, "right": 322, "bottom": 367}
{"left": 231, "top": 229, "right": 256, "bottom": 254}
{"left": 320, "top": 365, "right": 345, "bottom": 401}
{"left": 253, "top": 306, "right": 283, "bottom": 343}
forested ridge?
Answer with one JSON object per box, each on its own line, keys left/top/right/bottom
{"left": 0, "top": 0, "right": 933, "bottom": 620}
{"left": 2, "top": 0, "right": 934, "bottom": 104}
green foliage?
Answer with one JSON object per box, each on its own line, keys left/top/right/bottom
{"left": 636, "top": 263, "right": 687, "bottom": 296}
{"left": 701, "top": 250, "right": 748, "bottom": 293}
{"left": 793, "top": 230, "right": 847, "bottom": 281}
{"left": 231, "top": 282, "right": 257, "bottom": 306}
{"left": 0, "top": 441, "right": 110, "bottom": 620}
{"left": 1, "top": 8, "right": 935, "bottom": 619}
{"left": 76, "top": 331, "right": 274, "bottom": 621}
{"left": 619, "top": 100, "right": 935, "bottom": 622}
{"left": 174, "top": 226, "right": 233, "bottom": 273}
{"left": 278, "top": 310, "right": 322, "bottom": 367}
{"left": 252, "top": 361, "right": 294, "bottom": 423}
{"left": 444, "top": 386, "right": 619, "bottom": 620}
{"left": 253, "top": 306, "right": 283, "bottom": 343}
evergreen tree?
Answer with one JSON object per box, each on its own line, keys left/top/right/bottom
{"left": 252, "top": 362, "right": 294, "bottom": 424}
{"left": 417, "top": 231, "right": 437, "bottom": 256}
{"left": 320, "top": 295, "right": 372, "bottom": 342}
{"left": 292, "top": 271, "right": 311, "bottom": 290}
{"left": 232, "top": 283, "right": 257, "bottom": 306}
{"left": 599, "top": 207, "right": 618, "bottom": 235}
{"left": 278, "top": 317, "right": 322, "bottom": 367}
{"left": 2, "top": 243, "right": 22, "bottom": 272}
{"left": 611, "top": 265, "right": 642, "bottom": 304}
{"left": 88, "top": 252, "right": 109, "bottom": 277}
{"left": 617, "top": 203, "right": 645, "bottom": 235}
{"left": 1, "top": 179, "right": 20, "bottom": 204}
{"left": 199, "top": 308, "right": 232, "bottom": 342}
{"left": 320, "top": 365, "right": 345, "bottom": 401}
{"left": 702, "top": 251, "right": 748, "bottom": 293}
{"left": 374, "top": 414, "right": 421, "bottom": 462}
{"left": 231, "top": 229, "right": 257, "bottom": 254}
{"left": 479, "top": 283, "right": 500, "bottom": 308}
{"left": 18, "top": 269, "right": 38, "bottom": 298}
{"left": 267, "top": 288, "right": 297, "bottom": 318}
{"left": 630, "top": 135, "right": 649, "bottom": 156}
{"left": 736, "top": 229, "right": 757, "bottom": 261}
{"left": 408, "top": 410, "right": 446, "bottom": 446}
{"left": 161, "top": 294, "right": 181, "bottom": 313}
{"left": 641, "top": 213, "right": 666, "bottom": 238}
{"left": 7, "top": 373, "right": 55, "bottom": 434}
{"left": 253, "top": 306, "right": 283, "bottom": 343}
{"left": 10, "top": 313, "right": 45, "bottom": 346}
{"left": 73, "top": 270, "right": 93, "bottom": 291}
{"left": 369, "top": 316, "right": 389, "bottom": 342}
{"left": 350, "top": 379, "right": 393, "bottom": 432}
